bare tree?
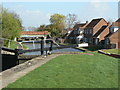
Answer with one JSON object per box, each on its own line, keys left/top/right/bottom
{"left": 65, "top": 14, "right": 79, "bottom": 30}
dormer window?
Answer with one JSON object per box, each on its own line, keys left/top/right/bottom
{"left": 110, "top": 26, "right": 118, "bottom": 33}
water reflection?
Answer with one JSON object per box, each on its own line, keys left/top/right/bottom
{"left": 22, "top": 42, "right": 82, "bottom": 55}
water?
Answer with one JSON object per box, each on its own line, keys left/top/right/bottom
{"left": 52, "top": 48, "right": 81, "bottom": 53}
{"left": 22, "top": 42, "right": 82, "bottom": 55}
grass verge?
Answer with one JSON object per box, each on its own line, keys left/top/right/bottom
{"left": 102, "top": 49, "right": 120, "bottom": 55}
{"left": 6, "top": 41, "right": 28, "bottom": 49}
{"left": 5, "top": 52, "right": 118, "bottom": 88}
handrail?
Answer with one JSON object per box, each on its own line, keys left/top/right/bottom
{"left": 1, "top": 47, "right": 17, "bottom": 53}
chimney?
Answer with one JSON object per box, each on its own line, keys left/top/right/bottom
{"left": 86, "top": 21, "right": 88, "bottom": 24}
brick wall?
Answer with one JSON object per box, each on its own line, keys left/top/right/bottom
{"left": 118, "top": 42, "right": 120, "bottom": 48}
{"left": 99, "top": 26, "right": 109, "bottom": 41}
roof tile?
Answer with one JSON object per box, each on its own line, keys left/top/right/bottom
{"left": 22, "top": 31, "right": 49, "bottom": 35}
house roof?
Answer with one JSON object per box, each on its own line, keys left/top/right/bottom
{"left": 68, "top": 30, "right": 75, "bottom": 37}
{"left": 112, "top": 22, "right": 120, "bottom": 27}
{"left": 22, "top": 31, "right": 49, "bottom": 35}
{"left": 112, "top": 18, "right": 120, "bottom": 27}
{"left": 105, "top": 29, "right": 120, "bottom": 38}
{"left": 74, "top": 24, "right": 86, "bottom": 28}
{"left": 86, "top": 18, "right": 104, "bottom": 28}
{"left": 93, "top": 25, "right": 107, "bottom": 37}
{"left": 116, "top": 18, "right": 120, "bottom": 22}
{"left": 105, "top": 33, "right": 113, "bottom": 38}
{"left": 73, "top": 23, "right": 88, "bottom": 30}
{"left": 109, "top": 29, "right": 120, "bottom": 38}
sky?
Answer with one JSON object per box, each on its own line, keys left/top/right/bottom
{"left": 3, "top": 1, "right": 119, "bottom": 29}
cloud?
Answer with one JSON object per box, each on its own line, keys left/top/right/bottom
{"left": 4, "top": 4, "right": 51, "bottom": 27}
{"left": 2, "top": 0, "right": 119, "bottom": 2}
{"left": 84, "top": 2, "right": 111, "bottom": 20}
{"left": 21, "top": 10, "right": 51, "bottom": 27}
{"left": 89, "top": 2, "right": 110, "bottom": 12}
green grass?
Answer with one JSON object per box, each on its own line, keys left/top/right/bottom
{"left": 102, "top": 49, "right": 120, "bottom": 54}
{"left": 5, "top": 52, "right": 118, "bottom": 88}
{"left": 9, "top": 41, "right": 19, "bottom": 49}
{"left": 3, "top": 41, "right": 28, "bottom": 49}
{"left": 10, "top": 41, "right": 28, "bottom": 49}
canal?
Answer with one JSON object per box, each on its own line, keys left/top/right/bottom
{"left": 22, "top": 42, "right": 83, "bottom": 55}
{"left": 2, "top": 42, "right": 83, "bottom": 71}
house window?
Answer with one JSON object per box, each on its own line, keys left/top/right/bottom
{"left": 105, "top": 38, "right": 110, "bottom": 45}
{"left": 90, "top": 29, "right": 92, "bottom": 34}
{"left": 95, "top": 38, "right": 99, "bottom": 45}
{"left": 89, "top": 38, "right": 93, "bottom": 44}
{"left": 86, "top": 30, "right": 87, "bottom": 34}
{"left": 87, "top": 30, "right": 89, "bottom": 34}
{"left": 110, "top": 27, "right": 114, "bottom": 33}
{"left": 84, "top": 38, "right": 88, "bottom": 42}
{"left": 85, "top": 30, "right": 87, "bottom": 34}
{"left": 84, "top": 30, "right": 86, "bottom": 34}
{"left": 74, "top": 31, "right": 75, "bottom": 34}
{"left": 85, "top": 29, "right": 88, "bottom": 34}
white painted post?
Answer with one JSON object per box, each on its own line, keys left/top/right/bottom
{"left": 44, "top": 37, "right": 46, "bottom": 48}
{"left": 8, "top": 40, "right": 11, "bottom": 48}
{"left": 33, "top": 41, "right": 35, "bottom": 49}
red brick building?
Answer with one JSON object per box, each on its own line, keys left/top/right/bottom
{"left": 104, "top": 18, "right": 120, "bottom": 48}
{"left": 84, "top": 18, "right": 109, "bottom": 45}
{"left": 105, "top": 29, "right": 120, "bottom": 48}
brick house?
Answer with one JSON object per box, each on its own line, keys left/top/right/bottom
{"left": 110, "top": 18, "right": 120, "bottom": 33}
{"left": 83, "top": 18, "right": 109, "bottom": 45}
{"left": 64, "top": 22, "right": 88, "bottom": 44}
{"left": 104, "top": 29, "right": 120, "bottom": 48}
{"left": 104, "top": 18, "right": 120, "bottom": 48}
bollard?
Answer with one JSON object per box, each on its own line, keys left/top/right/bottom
{"left": 41, "top": 38, "right": 44, "bottom": 55}
{"left": 15, "top": 49, "right": 19, "bottom": 65}
{"left": 50, "top": 40, "right": 53, "bottom": 51}
{"left": 46, "top": 50, "right": 48, "bottom": 56}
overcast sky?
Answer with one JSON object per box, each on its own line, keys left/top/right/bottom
{"left": 3, "top": 1, "right": 119, "bottom": 28}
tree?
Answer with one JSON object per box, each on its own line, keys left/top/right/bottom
{"left": 2, "top": 7, "right": 22, "bottom": 46}
{"left": 0, "top": 6, "right": 2, "bottom": 38}
{"left": 36, "top": 24, "right": 46, "bottom": 31}
{"left": 65, "top": 14, "right": 79, "bottom": 30}
{"left": 50, "top": 13, "right": 65, "bottom": 36}
{"left": 27, "top": 26, "right": 37, "bottom": 31}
